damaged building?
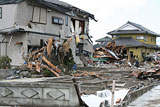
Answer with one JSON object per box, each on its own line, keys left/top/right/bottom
{"left": 0, "top": 0, "right": 96, "bottom": 65}
{"left": 108, "top": 21, "right": 160, "bottom": 62}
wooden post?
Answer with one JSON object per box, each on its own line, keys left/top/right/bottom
{"left": 127, "top": 48, "right": 130, "bottom": 61}
{"left": 111, "top": 80, "right": 116, "bottom": 107}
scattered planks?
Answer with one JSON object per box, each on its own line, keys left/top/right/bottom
{"left": 26, "top": 37, "right": 74, "bottom": 77}
{"left": 27, "top": 37, "right": 72, "bottom": 77}
{"left": 73, "top": 71, "right": 105, "bottom": 79}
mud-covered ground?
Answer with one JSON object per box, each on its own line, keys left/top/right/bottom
{"left": 75, "top": 63, "right": 156, "bottom": 94}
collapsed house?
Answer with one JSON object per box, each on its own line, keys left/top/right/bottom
{"left": 0, "top": 0, "right": 96, "bottom": 65}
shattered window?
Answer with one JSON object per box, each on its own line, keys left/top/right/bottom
{"left": 0, "top": 7, "right": 2, "bottom": 18}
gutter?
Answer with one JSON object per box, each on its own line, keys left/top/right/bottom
{"left": 0, "top": 27, "right": 60, "bottom": 37}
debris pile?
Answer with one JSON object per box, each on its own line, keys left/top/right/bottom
{"left": 129, "top": 51, "right": 160, "bottom": 79}
{"left": 93, "top": 41, "right": 126, "bottom": 63}
{"left": 132, "top": 66, "right": 160, "bottom": 79}
{"left": 145, "top": 51, "right": 160, "bottom": 63}
{"left": 26, "top": 37, "right": 74, "bottom": 77}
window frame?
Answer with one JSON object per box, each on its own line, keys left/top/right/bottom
{"left": 32, "top": 6, "right": 47, "bottom": 24}
{"left": 144, "top": 36, "right": 147, "bottom": 41}
{"left": 52, "top": 17, "right": 64, "bottom": 25}
{"left": 65, "top": 15, "right": 68, "bottom": 26}
{"left": 0, "top": 7, "right": 2, "bottom": 19}
{"left": 136, "top": 36, "right": 144, "bottom": 40}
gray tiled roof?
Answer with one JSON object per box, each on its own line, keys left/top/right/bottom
{"left": 143, "top": 44, "right": 160, "bottom": 49}
{"left": 93, "top": 44, "right": 103, "bottom": 50}
{"left": 108, "top": 21, "right": 160, "bottom": 37}
{"left": 0, "top": 0, "right": 24, "bottom": 4}
{"left": 113, "top": 37, "right": 143, "bottom": 47}
{"left": 95, "top": 36, "right": 112, "bottom": 42}
{"left": 113, "top": 37, "right": 160, "bottom": 49}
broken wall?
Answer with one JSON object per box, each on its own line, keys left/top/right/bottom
{"left": 129, "top": 47, "right": 146, "bottom": 62}
{"left": 5, "top": 33, "right": 28, "bottom": 65}
{"left": 27, "top": 33, "right": 59, "bottom": 46}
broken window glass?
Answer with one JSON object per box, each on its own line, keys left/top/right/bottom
{"left": 0, "top": 7, "right": 2, "bottom": 18}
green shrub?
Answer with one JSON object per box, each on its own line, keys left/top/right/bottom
{"left": 63, "top": 48, "right": 75, "bottom": 70}
{"left": 42, "top": 68, "right": 53, "bottom": 77}
{"left": 0, "top": 56, "right": 12, "bottom": 69}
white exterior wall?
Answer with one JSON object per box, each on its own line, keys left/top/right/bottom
{"left": 0, "top": 4, "right": 17, "bottom": 29}
{"left": 16, "top": 1, "right": 71, "bottom": 37}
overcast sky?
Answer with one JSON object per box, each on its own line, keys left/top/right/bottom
{"left": 61, "top": 0, "right": 160, "bottom": 44}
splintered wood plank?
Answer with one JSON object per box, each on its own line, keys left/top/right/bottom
{"left": 47, "top": 38, "right": 53, "bottom": 57}
{"left": 42, "top": 65, "right": 60, "bottom": 77}
{"left": 42, "top": 57, "right": 61, "bottom": 73}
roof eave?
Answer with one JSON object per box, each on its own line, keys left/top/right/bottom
{"left": 0, "top": 0, "right": 24, "bottom": 5}
{"left": 108, "top": 32, "right": 160, "bottom": 37}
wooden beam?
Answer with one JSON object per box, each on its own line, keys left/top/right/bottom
{"left": 42, "top": 57, "right": 61, "bottom": 73}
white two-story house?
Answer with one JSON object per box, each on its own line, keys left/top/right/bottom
{"left": 0, "top": 0, "right": 96, "bottom": 65}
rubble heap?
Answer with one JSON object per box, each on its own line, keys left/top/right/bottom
{"left": 93, "top": 41, "right": 126, "bottom": 63}
{"left": 26, "top": 37, "right": 74, "bottom": 77}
